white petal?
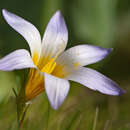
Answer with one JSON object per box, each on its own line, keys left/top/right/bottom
{"left": 2, "top": 9, "right": 41, "bottom": 56}
{"left": 57, "top": 45, "right": 112, "bottom": 67}
{"left": 44, "top": 73, "right": 70, "bottom": 110}
{"left": 41, "top": 11, "right": 68, "bottom": 58}
{"left": 67, "top": 67, "right": 125, "bottom": 95}
{"left": 0, "top": 49, "right": 36, "bottom": 71}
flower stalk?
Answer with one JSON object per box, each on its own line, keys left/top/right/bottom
{"left": 12, "top": 71, "right": 30, "bottom": 128}
{"left": 16, "top": 88, "right": 27, "bottom": 128}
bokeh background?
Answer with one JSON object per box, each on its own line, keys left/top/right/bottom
{"left": 0, "top": 0, "right": 130, "bottom": 130}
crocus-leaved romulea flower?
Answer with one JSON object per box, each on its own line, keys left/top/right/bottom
{"left": 1, "top": 9, "right": 125, "bottom": 110}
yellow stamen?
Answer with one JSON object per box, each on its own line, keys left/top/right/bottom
{"left": 32, "top": 51, "right": 39, "bottom": 65}
{"left": 41, "top": 58, "right": 56, "bottom": 74}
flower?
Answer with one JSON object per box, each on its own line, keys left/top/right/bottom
{"left": 1, "top": 9, "right": 125, "bottom": 110}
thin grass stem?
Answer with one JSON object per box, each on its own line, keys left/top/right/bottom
{"left": 92, "top": 107, "right": 99, "bottom": 130}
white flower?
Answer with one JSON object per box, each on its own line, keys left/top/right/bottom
{"left": 1, "top": 9, "right": 125, "bottom": 110}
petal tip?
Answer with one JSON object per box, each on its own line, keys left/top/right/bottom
{"left": 103, "top": 48, "right": 113, "bottom": 58}
{"left": 53, "top": 10, "right": 64, "bottom": 21}
{"left": 118, "top": 89, "right": 126, "bottom": 95}
{"left": 105, "top": 48, "right": 112, "bottom": 55}
{"left": 108, "top": 48, "right": 113, "bottom": 53}
{"left": 55, "top": 10, "right": 62, "bottom": 16}
{"left": 2, "top": 9, "right": 7, "bottom": 15}
{"left": 2, "top": 9, "right": 11, "bottom": 20}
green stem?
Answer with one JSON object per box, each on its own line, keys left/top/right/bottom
{"left": 19, "top": 104, "right": 30, "bottom": 129}
{"left": 13, "top": 85, "right": 28, "bottom": 129}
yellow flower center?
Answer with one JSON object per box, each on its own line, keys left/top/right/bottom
{"left": 41, "top": 58, "right": 56, "bottom": 74}
{"left": 25, "top": 41, "right": 74, "bottom": 101}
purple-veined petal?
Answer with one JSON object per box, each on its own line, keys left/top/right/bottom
{"left": 44, "top": 73, "right": 70, "bottom": 110}
{"left": 2, "top": 9, "right": 41, "bottom": 56}
{"left": 0, "top": 49, "right": 36, "bottom": 71}
{"left": 41, "top": 11, "right": 68, "bottom": 58}
{"left": 56, "top": 45, "right": 112, "bottom": 67}
{"left": 67, "top": 67, "right": 125, "bottom": 95}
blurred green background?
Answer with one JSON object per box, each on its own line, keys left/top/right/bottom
{"left": 0, "top": 0, "right": 130, "bottom": 129}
